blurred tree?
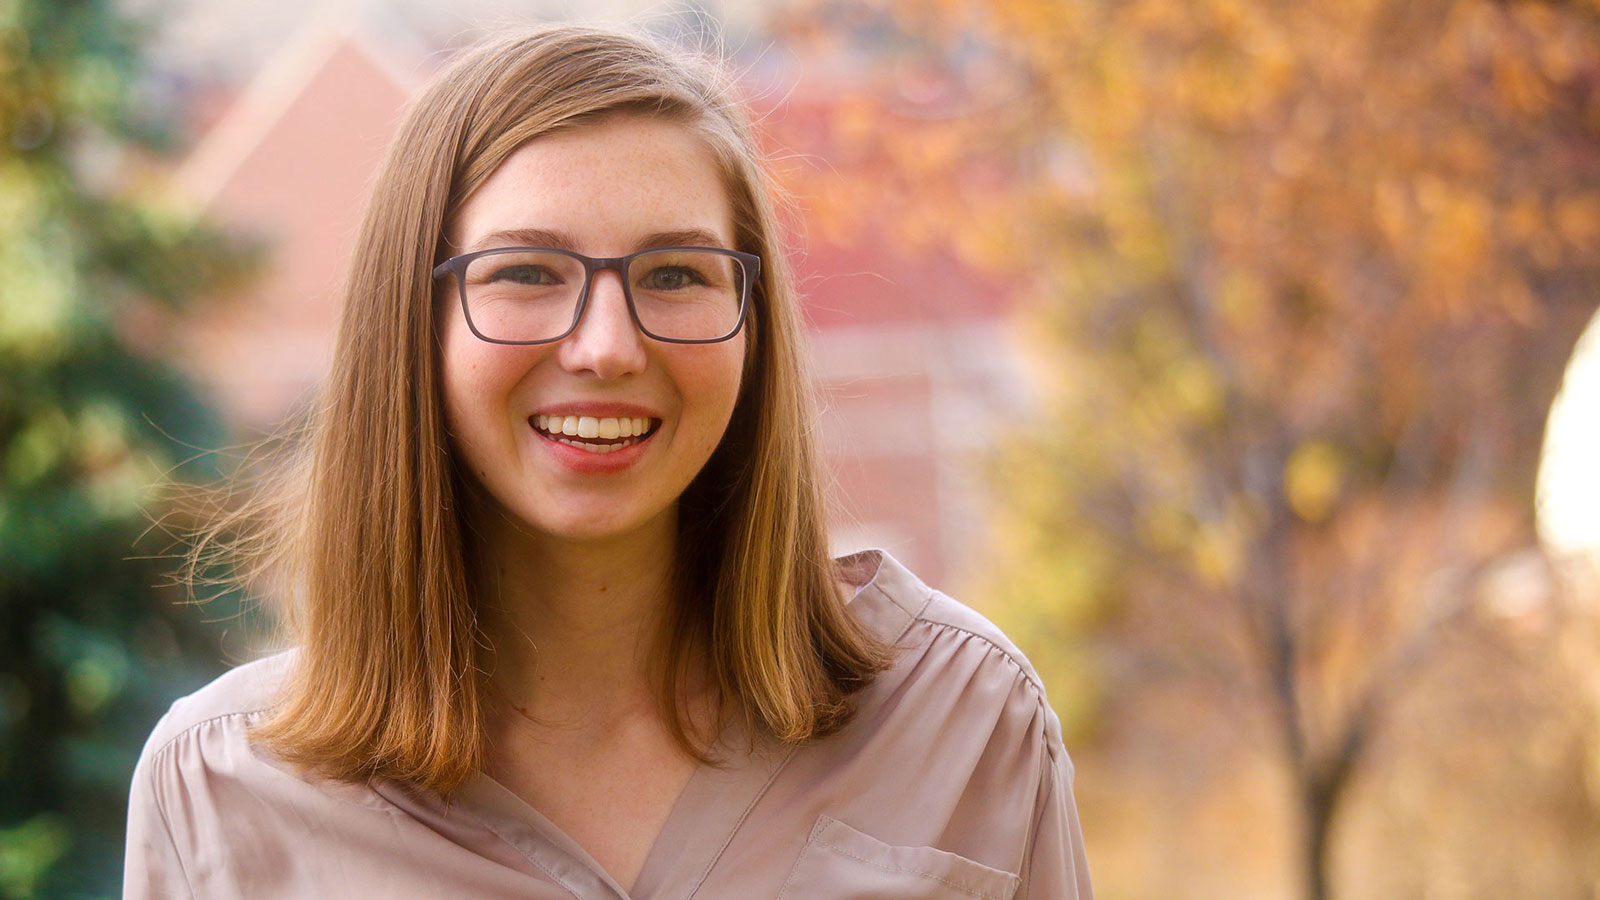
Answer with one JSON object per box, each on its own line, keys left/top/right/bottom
{"left": 0, "top": 0, "right": 258, "bottom": 896}
{"left": 768, "top": 0, "right": 1600, "bottom": 895}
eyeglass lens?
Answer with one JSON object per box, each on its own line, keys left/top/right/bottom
{"left": 460, "top": 249, "right": 746, "bottom": 342}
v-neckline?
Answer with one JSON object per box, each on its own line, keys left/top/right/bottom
{"left": 618, "top": 716, "right": 796, "bottom": 900}
{"left": 628, "top": 569, "right": 877, "bottom": 897}
{"left": 435, "top": 710, "right": 797, "bottom": 900}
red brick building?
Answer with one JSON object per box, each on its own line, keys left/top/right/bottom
{"left": 172, "top": 24, "right": 1027, "bottom": 589}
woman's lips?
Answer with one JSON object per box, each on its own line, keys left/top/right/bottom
{"left": 527, "top": 415, "right": 659, "bottom": 472}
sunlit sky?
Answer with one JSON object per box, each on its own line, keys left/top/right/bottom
{"left": 1538, "top": 309, "right": 1600, "bottom": 559}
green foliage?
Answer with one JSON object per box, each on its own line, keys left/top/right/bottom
{"left": 0, "top": 0, "right": 262, "bottom": 895}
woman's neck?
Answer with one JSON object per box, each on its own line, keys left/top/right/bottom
{"left": 471, "top": 503, "right": 682, "bottom": 735}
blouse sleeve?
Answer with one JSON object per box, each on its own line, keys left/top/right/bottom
{"left": 123, "top": 739, "right": 194, "bottom": 900}
{"left": 1019, "top": 738, "right": 1094, "bottom": 900}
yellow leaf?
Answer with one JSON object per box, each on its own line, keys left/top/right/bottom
{"left": 1284, "top": 440, "right": 1344, "bottom": 523}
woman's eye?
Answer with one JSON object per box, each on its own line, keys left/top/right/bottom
{"left": 491, "top": 265, "right": 557, "bottom": 285}
{"left": 639, "top": 266, "right": 703, "bottom": 291}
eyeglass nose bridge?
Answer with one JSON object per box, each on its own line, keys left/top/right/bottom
{"left": 567, "top": 255, "right": 646, "bottom": 340}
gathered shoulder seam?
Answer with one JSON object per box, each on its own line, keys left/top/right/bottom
{"left": 907, "top": 602, "right": 1062, "bottom": 768}
{"left": 911, "top": 617, "right": 1044, "bottom": 698}
{"left": 148, "top": 708, "right": 270, "bottom": 764}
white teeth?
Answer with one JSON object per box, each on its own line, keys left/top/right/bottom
{"left": 533, "top": 415, "right": 657, "bottom": 451}
{"left": 537, "top": 415, "right": 653, "bottom": 437}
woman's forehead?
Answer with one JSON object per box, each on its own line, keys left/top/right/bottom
{"left": 447, "top": 115, "right": 736, "bottom": 253}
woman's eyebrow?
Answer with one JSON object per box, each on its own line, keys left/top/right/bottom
{"left": 634, "top": 228, "right": 726, "bottom": 250}
{"left": 464, "top": 227, "right": 729, "bottom": 254}
{"left": 469, "top": 227, "right": 574, "bottom": 253}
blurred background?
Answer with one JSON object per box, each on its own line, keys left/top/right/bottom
{"left": 3, "top": 0, "right": 1598, "bottom": 896}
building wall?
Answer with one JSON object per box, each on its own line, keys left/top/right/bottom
{"left": 173, "top": 29, "right": 1028, "bottom": 592}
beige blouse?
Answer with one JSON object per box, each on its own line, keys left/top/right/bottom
{"left": 123, "top": 549, "right": 1093, "bottom": 899}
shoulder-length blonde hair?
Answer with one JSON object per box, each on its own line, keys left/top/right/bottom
{"left": 203, "top": 24, "right": 895, "bottom": 797}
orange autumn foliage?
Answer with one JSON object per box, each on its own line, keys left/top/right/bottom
{"left": 767, "top": 0, "right": 1600, "bottom": 896}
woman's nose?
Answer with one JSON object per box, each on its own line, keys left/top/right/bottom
{"left": 557, "top": 268, "right": 648, "bottom": 379}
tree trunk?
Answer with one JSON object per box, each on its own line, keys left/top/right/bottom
{"left": 1303, "top": 776, "right": 1337, "bottom": 900}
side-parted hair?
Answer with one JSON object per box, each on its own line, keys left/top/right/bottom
{"left": 206, "top": 24, "right": 895, "bottom": 797}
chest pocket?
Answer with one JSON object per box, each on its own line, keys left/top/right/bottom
{"left": 775, "top": 815, "right": 1021, "bottom": 900}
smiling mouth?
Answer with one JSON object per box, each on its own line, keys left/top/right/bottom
{"left": 530, "top": 415, "right": 661, "bottom": 454}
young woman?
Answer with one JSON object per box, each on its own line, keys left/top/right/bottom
{"left": 125, "top": 25, "right": 1093, "bottom": 900}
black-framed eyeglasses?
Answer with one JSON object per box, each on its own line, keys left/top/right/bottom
{"left": 432, "top": 245, "right": 760, "bottom": 345}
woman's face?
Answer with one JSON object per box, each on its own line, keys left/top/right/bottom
{"left": 438, "top": 114, "right": 748, "bottom": 547}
